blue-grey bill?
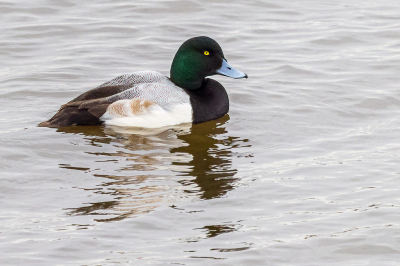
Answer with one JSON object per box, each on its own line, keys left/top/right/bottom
{"left": 216, "top": 59, "right": 248, "bottom": 79}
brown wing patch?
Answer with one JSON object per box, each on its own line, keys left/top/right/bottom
{"left": 107, "top": 99, "right": 156, "bottom": 118}
{"left": 107, "top": 101, "right": 126, "bottom": 118}
{"left": 131, "top": 99, "right": 155, "bottom": 114}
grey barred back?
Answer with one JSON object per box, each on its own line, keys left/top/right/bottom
{"left": 76, "top": 71, "right": 190, "bottom": 110}
{"left": 95, "top": 71, "right": 171, "bottom": 89}
{"left": 105, "top": 82, "right": 190, "bottom": 110}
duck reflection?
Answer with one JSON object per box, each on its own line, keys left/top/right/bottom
{"left": 171, "top": 117, "right": 240, "bottom": 200}
{"left": 58, "top": 115, "right": 250, "bottom": 222}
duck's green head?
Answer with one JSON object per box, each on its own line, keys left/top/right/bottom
{"left": 170, "top": 36, "right": 247, "bottom": 90}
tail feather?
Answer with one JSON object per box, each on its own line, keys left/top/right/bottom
{"left": 38, "top": 105, "right": 105, "bottom": 128}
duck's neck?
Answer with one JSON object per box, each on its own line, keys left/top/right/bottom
{"left": 170, "top": 49, "right": 205, "bottom": 90}
{"left": 170, "top": 74, "right": 203, "bottom": 90}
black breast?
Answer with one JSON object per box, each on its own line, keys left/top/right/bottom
{"left": 184, "top": 78, "right": 229, "bottom": 124}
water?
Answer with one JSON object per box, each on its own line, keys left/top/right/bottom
{"left": 2, "top": 0, "right": 400, "bottom": 265}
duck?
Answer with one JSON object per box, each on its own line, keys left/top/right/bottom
{"left": 38, "top": 36, "right": 248, "bottom": 128}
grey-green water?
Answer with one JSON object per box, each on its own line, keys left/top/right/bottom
{"left": 2, "top": 0, "right": 400, "bottom": 265}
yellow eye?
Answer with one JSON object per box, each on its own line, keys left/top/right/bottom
{"left": 204, "top": 51, "right": 210, "bottom": 56}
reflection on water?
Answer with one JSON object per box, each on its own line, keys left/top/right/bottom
{"left": 171, "top": 117, "right": 245, "bottom": 200}
{"left": 58, "top": 115, "right": 251, "bottom": 222}
{"left": 198, "top": 224, "right": 239, "bottom": 238}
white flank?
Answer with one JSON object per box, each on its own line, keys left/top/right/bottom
{"left": 93, "top": 71, "right": 193, "bottom": 128}
{"left": 101, "top": 102, "right": 193, "bottom": 128}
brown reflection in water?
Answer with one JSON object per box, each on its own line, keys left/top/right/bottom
{"left": 198, "top": 224, "right": 238, "bottom": 238}
{"left": 57, "top": 115, "right": 251, "bottom": 222}
{"left": 172, "top": 116, "right": 247, "bottom": 200}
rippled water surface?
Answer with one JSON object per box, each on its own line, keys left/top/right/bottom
{"left": 2, "top": 0, "right": 400, "bottom": 265}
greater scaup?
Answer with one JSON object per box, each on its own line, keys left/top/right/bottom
{"left": 39, "top": 36, "right": 247, "bottom": 128}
